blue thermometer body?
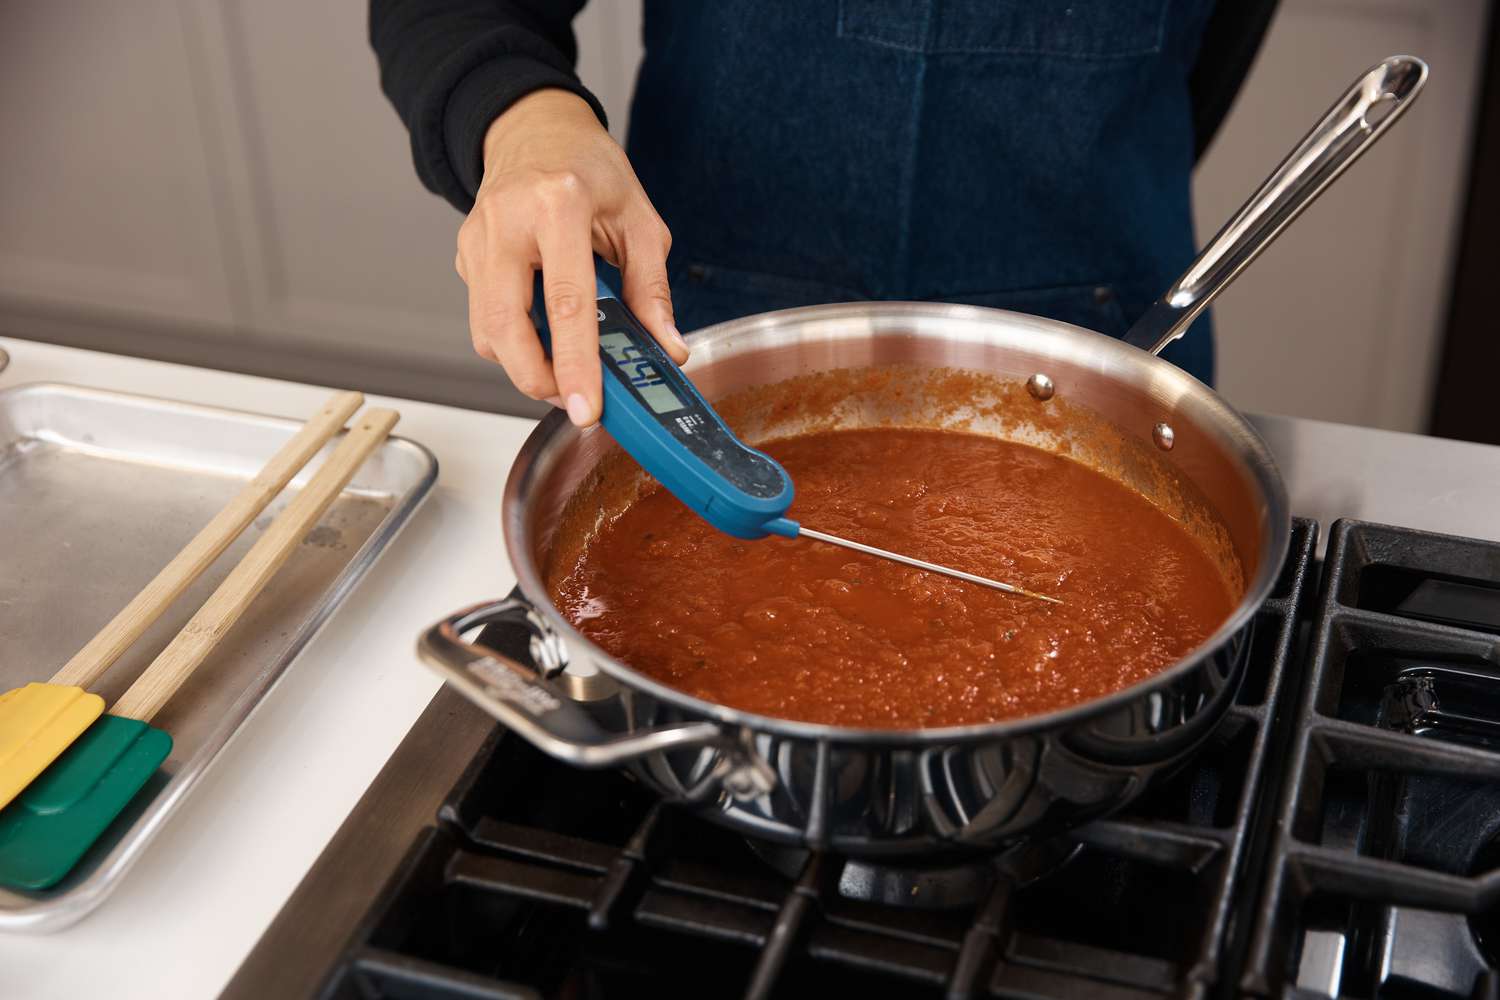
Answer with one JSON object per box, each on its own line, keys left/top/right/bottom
{"left": 584, "top": 279, "right": 800, "bottom": 540}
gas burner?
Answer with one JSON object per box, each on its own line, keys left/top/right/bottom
{"left": 744, "top": 836, "right": 1082, "bottom": 909}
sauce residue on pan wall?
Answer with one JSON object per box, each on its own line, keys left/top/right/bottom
{"left": 549, "top": 425, "right": 1242, "bottom": 729}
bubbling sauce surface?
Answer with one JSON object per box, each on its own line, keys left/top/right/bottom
{"left": 552, "top": 428, "right": 1240, "bottom": 729}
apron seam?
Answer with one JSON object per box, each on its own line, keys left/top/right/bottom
{"left": 894, "top": 21, "right": 933, "bottom": 295}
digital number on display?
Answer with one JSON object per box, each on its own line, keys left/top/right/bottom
{"left": 599, "top": 331, "right": 686, "bottom": 414}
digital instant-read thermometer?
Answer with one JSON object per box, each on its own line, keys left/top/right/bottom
{"left": 579, "top": 278, "right": 1059, "bottom": 604}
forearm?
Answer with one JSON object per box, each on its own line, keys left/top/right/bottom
{"left": 369, "top": 0, "right": 605, "bottom": 211}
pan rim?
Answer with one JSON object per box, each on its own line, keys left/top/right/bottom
{"left": 502, "top": 300, "right": 1291, "bottom": 746}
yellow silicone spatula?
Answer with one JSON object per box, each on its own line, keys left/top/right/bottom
{"left": 0, "top": 390, "right": 365, "bottom": 809}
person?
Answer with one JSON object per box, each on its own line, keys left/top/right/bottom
{"left": 371, "top": 1, "right": 1276, "bottom": 427}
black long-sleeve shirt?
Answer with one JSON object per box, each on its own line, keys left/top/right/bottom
{"left": 370, "top": 1, "right": 1278, "bottom": 216}
{"left": 370, "top": 0, "right": 604, "bottom": 211}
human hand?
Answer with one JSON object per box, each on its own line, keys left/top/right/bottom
{"left": 457, "top": 89, "right": 687, "bottom": 425}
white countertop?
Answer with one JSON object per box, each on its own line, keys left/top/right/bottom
{"left": 1250, "top": 412, "right": 1500, "bottom": 551}
{"left": 2, "top": 337, "right": 1499, "bottom": 1000}
{"left": 0, "top": 337, "right": 537, "bottom": 1000}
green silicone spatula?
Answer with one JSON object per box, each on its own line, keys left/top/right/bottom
{"left": 0, "top": 406, "right": 400, "bottom": 890}
{"left": 0, "top": 390, "right": 365, "bottom": 810}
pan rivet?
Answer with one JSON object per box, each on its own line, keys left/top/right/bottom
{"left": 1026, "top": 373, "right": 1055, "bottom": 401}
{"left": 1153, "top": 423, "right": 1176, "bottom": 451}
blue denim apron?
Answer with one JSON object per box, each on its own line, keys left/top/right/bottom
{"left": 622, "top": 0, "right": 1217, "bottom": 383}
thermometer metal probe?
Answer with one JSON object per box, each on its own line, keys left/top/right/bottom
{"left": 561, "top": 277, "right": 1061, "bottom": 605}
{"left": 793, "top": 527, "right": 1061, "bottom": 604}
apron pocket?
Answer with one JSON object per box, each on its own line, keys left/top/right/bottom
{"left": 839, "top": 0, "right": 1169, "bottom": 59}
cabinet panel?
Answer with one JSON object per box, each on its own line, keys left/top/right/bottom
{"left": 0, "top": 0, "right": 237, "bottom": 329}
{"left": 210, "top": 0, "right": 468, "bottom": 353}
{"left": 205, "top": 0, "right": 644, "bottom": 396}
{"left": 1192, "top": 0, "right": 1487, "bottom": 431}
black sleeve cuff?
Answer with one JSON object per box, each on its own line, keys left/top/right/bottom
{"left": 402, "top": 27, "right": 608, "bottom": 214}
{"left": 443, "top": 56, "right": 608, "bottom": 210}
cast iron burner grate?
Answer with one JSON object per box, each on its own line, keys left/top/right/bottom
{"left": 319, "top": 520, "right": 1318, "bottom": 1000}
{"left": 1241, "top": 520, "right": 1500, "bottom": 1000}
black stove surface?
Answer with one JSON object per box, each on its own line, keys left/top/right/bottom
{"left": 1242, "top": 521, "right": 1500, "bottom": 1000}
{"left": 310, "top": 517, "right": 1500, "bottom": 998}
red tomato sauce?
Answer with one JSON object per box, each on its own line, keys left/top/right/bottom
{"left": 551, "top": 428, "right": 1240, "bottom": 729}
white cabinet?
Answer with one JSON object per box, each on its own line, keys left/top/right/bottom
{"left": 0, "top": 0, "right": 650, "bottom": 412}
{"left": 197, "top": 0, "right": 643, "bottom": 364}
{"left": 0, "top": 1, "right": 237, "bottom": 331}
{"left": 197, "top": 1, "right": 473, "bottom": 358}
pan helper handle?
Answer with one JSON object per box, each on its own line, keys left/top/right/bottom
{"left": 418, "top": 598, "right": 776, "bottom": 801}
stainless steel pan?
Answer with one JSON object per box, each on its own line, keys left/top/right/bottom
{"left": 419, "top": 57, "right": 1426, "bottom": 856}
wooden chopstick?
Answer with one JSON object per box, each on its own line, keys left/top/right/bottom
{"left": 110, "top": 408, "right": 400, "bottom": 723}
{"left": 48, "top": 391, "right": 365, "bottom": 689}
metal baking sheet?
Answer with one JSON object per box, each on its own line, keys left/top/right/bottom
{"left": 0, "top": 383, "right": 437, "bottom": 932}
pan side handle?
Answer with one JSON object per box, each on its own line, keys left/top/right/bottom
{"left": 1123, "top": 54, "right": 1428, "bottom": 357}
{"left": 417, "top": 598, "right": 774, "bottom": 801}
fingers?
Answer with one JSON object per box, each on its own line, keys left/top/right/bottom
{"left": 459, "top": 148, "right": 677, "bottom": 428}
{"left": 465, "top": 256, "right": 558, "bottom": 401}
{"left": 619, "top": 219, "right": 688, "bottom": 363}
{"left": 537, "top": 183, "right": 602, "bottom": 426}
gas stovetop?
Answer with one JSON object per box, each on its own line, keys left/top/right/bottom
{"left": 1245, "top": 521, "right": 1500, "bottom": 1000}
{"left": 225, "top": 517, "right": 1500, "bottom": 999}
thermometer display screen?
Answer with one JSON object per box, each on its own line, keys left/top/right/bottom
{"left": 593, "top": 295, "right": 790, "bottom": 503}
{"left": 599, "top": 331, "right": 685, "bottom": 414}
